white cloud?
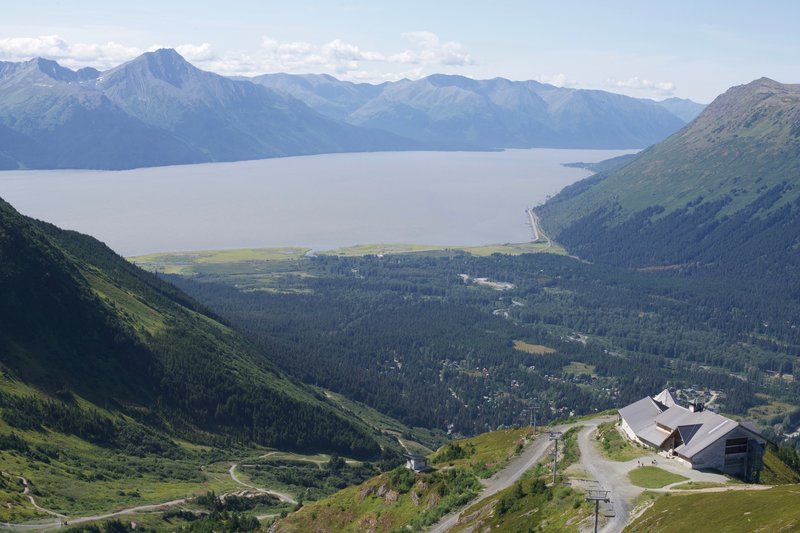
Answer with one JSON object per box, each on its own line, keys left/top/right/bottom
{"left": 397, "top": 31, "right": 474, "bottom": 66}
{"left": 0, "top": 32, "right": 474, "bottom": 81}
{"left": 0, "top": 35, "right": 142, "bottom": 69}
{"left": 606, "top": 76, "right": 676, "bottom": 96}
{"left": 175, "top": 43, "right": 214, "bottom": 62}
{"left": 534, "top": 73, "right": 579, "bottom": 88}
{"left": 216, "top": 32, "right": 475, "bottom": 79}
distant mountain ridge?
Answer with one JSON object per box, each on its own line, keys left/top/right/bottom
{"left": 536, "top": 77, "right": 800, "bottom": 282}
{"left": 655, "top": 96, "right": 706, "bottom": 122}
{"left": 0, "top": 50, "right": 701, "bottom": 169}
{"left": 249, "top": 72, "right": 698, "bottom": 150}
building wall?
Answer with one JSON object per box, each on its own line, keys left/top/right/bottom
{"left": 688, "top": 426, "right": 764, "bottom": 479}
{"left": 620, "top": 417, "right": 640, "bottom": 444}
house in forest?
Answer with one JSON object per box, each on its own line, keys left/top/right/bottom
{"left": 619, "top": 389, "right": 765, "bottom": 481}
{"left": 404, "top": 453, "right": 429, "bottom": 472}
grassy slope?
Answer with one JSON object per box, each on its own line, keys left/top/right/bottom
{"left": 0, "top": 197, "right": 425, "bottom": 522}
{"left": 451, "top": 474, "right": 591, "bottom": 532}
{"left": 274, "top": 467, "right": 482, "bottom": 533}
{"left": 761, "top": 447, "right": 800, "bottom": 485}
{"left": 625, "top": 485, "right": 800, "bottom": 533}
{"left": 274, "top": 427, "right": 535, "bottom": 532}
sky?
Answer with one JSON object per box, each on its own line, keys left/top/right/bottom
{"left": 1, "top": 1, "right": 798, "bottom": 102}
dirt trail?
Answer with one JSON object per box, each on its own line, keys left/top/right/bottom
{"left": 0, "top": 464, "right": 296, "bottom": 531}
{"left": 228, "top": 464, "right": 297, "bottom": 504}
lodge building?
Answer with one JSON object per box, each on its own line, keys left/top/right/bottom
{"left": 619, "top": 389, "right": 765, "bottom": 482}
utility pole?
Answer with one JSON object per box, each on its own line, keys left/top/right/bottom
{"left": 549, "top": 431, "right": 562, "bottom": 484}
{"left": 529, "top": 401, "right": 539, "bottom": 434}
{"left": 586, "top": 488, "right": 610, "bottom": 533}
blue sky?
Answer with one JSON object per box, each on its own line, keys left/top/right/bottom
{"left": 2, "top": 1, "right": 798, "bottom": 102}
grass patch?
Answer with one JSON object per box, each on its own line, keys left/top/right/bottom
{"left": 628, "top": 466, "right": 688, "bottom": 489}
{"left": 625, "top": 485, "right": 800, "bottom": 532}
{"left": 563, "top": 362, "right": 595, "bottom": 375}
{"left": 430, "top": 427, "right": 532, "bottom": 477}
{"left": 595, "top": 422, "right": 651, "bottom": 462}
{"left": 513, "top": 340, "right": 556, "bottom": 355}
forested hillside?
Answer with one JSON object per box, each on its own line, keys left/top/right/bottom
{"left": 0, "top": 196, "right": 382, "bottom": 459}
{"left": 536, "top": 77, "right": 800, "bottom": 287}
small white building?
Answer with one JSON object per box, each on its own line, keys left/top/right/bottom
{"left": 619, "top": 389, "right": 765, "bottom": 481}
{"left": 404, "top": 454, "right": 429, "bottom": 472}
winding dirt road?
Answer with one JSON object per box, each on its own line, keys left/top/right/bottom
{"left": 228, "top": 464, "right": 297, "bottom": 504}
{"left": 0, "top": 463, "right": 296, "bottom": 531}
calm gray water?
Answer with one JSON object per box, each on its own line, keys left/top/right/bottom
{"left": 0, "top": 149, "right": 634, "bottom": 256}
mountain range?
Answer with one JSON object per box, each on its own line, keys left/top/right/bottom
{"left": 0, "top": 50, "right": 414, "bottom": 170}
{"left": 249, "top": 72, "right": 702, "bottom": 150}
{"left": 0, "top": 49, "right": 703, "bottom": 170}
{"left": 536, "top": 77, "right": 800, "bottom": 282}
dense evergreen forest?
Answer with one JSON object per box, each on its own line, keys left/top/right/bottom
{"left": 166, "top": 251, "right": 800, "bottom": 440}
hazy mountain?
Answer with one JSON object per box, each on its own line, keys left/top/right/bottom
{"left": 0, "top": 50, "right": 707, "bottom": 169}
{"left": 0, "top": 194, "right": 382, "bottom": 457}
{"left": 248, "top": 72, "right": 386, "bottom": 120}
{"left": 250, "top": 72, "right": 689, "bottom": 149}
{"left": 0, "top": 50, "right": 414, "bottom": 170}
{"left": 656, "top": 96, "right": 707, "bottom": 122}
{"left": 0, "top": 56, "right": 200, "bottom": 169}
{"left": 536, "top": 77, "right": 800, "bottom": 279}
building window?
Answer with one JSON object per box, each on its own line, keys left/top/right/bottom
{"left": 725, "top": 437, "right": 748, "bottom": 455}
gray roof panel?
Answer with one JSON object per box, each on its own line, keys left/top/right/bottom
{"left": 619, "top": 397, "right": 664, "bottom": 434}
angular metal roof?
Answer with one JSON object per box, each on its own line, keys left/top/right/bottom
{"left": 653, "top": 388, "right": 677, "bottom": 409}
{"left": 619, "top": 392, "right": 765, "bottom": 461}
{"left": 619, "top": 396, "right": 664, "bottom": 434}
{"left": 673, "top": 411, "right": 737, "bottom": 459}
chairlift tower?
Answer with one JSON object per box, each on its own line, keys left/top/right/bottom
{"left": 586, "top": 488, "right": 611, "bottom": 533}
{"left": 549, "top": 431, "right": 562, "bottom": 484}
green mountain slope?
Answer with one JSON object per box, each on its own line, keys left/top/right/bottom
{"left": 0, "top": 195, "right": 381, "bottom": 459}
{"left": 536, "top": 77, "right": 800, "bottom": 279}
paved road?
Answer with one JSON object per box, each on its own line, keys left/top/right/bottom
{"left": 576, "top": 420, "right": 729, "bottom": 533}
{"left": 526, "top": 209, "right": 552, "bottom": 251}
{"left": 427, "top": 423, "right": 576, "bottom": 533}
{"left": 576, "top": 419, "right": 636, "bottom": 533}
